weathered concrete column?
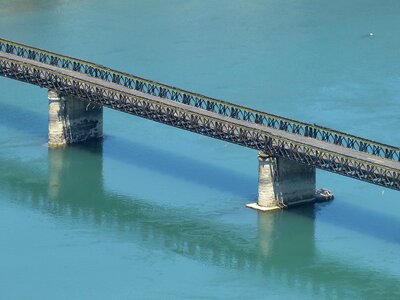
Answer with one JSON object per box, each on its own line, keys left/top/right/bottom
{"left": 247, "top": 152, "right": 316, "bottom": 211}
{"left": 48, "top": 90, "right": 103, "bottom": 147}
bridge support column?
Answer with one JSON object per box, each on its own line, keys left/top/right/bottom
{"left": 247, "top": 152, "right": 316, "bottom": 211}
{"left": 48, "top": 90, "right": 103, "bottom": 147}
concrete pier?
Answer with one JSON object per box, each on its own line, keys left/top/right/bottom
{"left": 247, "top": 152, "right": 316, "bottom": 211}
{"left": 48, "top": 90, "right": 103, "bottom": 147}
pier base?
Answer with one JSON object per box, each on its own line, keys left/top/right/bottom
{"left": 247, "top": 152, "right": 316, "bottom": 211}
{"left": 48, "top": 90, "right": 103, "bottom": 147}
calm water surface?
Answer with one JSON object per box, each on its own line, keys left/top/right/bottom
{"left": 0, "top": 1, "right": 399, "bottom": 299}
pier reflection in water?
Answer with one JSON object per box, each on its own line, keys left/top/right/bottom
{"left": 0, "top": 141, "right": 398, "bottom": 299}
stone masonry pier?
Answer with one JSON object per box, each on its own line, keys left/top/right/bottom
{"left": 48, "top": 90, "right": 103, "bottom": 147}
{"left": 247, "top": 152, "right": 316, "bottom": 211}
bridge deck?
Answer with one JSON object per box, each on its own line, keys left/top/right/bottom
{"left": 1, "top": 51, "right": 399, "bottom": 172}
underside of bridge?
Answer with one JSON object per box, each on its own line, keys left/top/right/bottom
{"left": 48, "top": 90, "right": 103, "bottom": 147}
{"left": 247, "top": 152, "right": 317, "bottom": 211}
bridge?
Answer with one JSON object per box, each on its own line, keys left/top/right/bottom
{"left": 0, "top": 38, "right": 399, "bottom": 210}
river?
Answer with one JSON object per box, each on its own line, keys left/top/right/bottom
{"left": 0, "top": 1, "right": 399, "bottom": 299}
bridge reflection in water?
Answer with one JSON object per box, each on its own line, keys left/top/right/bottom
{"left": 0, "top": 142, "right": 398, "bottom": 299}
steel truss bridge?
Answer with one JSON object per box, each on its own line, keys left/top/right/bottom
{"left": 0, "top": 38, "right": 399, "bottom": 191}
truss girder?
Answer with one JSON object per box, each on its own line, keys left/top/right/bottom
{"left": 0, "top": 57, "right": 399, "bottom": 191}
{"left": 1, "top": 38, "right": 399, "bottom": 162}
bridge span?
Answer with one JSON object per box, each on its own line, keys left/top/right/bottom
{"left": 0, "top": 38, "right": 399, "bottom": 210}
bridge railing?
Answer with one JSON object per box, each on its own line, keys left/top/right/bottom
{"left": 1, "top": 38, "right": 399, "bottom": 162}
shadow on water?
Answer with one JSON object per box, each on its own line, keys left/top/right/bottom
{"left": 0, "top": 102, "right": 255, "bottom": 196}
{"left": 0, "top": 141, "right": 399, "bottom": 299}
{"left": 103, "top": 135, "right": 255, "bottom": 196}
{"left": 0, "top": 102, "right": 47, "bottom": 136}
{"left": 0, "top": 102, "right": 399, "bottom": 245}
{"left": 316, "top": 200, "right": 400, "bottom": 245}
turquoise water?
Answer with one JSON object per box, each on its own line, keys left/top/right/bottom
{"left": 0, "top": 0, "right": 399, "bottom": 299}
